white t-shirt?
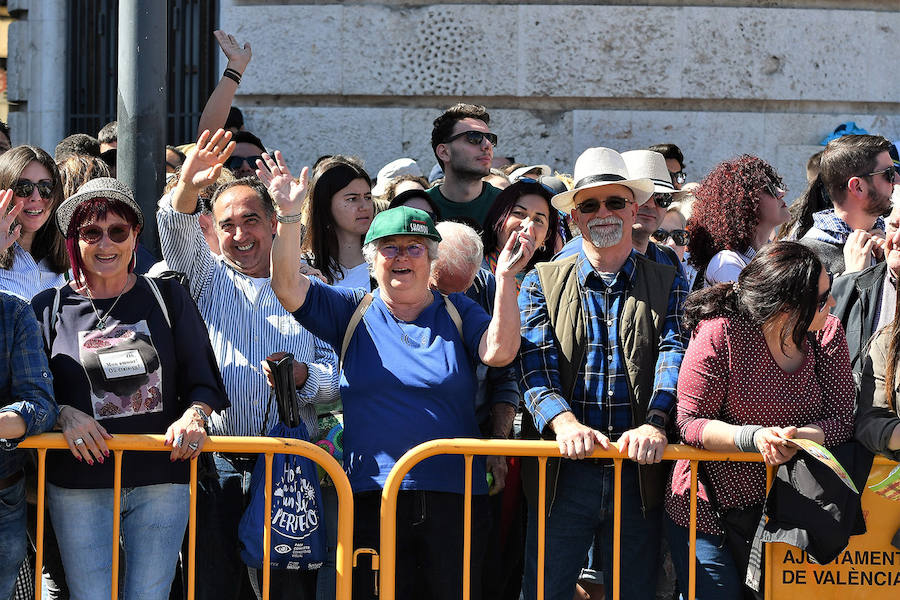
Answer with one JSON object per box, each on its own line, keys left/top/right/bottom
{"left": 334, "top": 261, "right": 372, "bottom": 291}
{"left": 705, "top": 248, "right": 756, "bottom": 286}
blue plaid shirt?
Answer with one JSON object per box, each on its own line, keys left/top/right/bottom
{"left": 806, "top": 209, "right": 886, "bottom": 246}
{"left": 518, "top": 249, "right": 687, "bottom": 438}
{"left": 0, "top": 292, "right": 57, "bottom": 477}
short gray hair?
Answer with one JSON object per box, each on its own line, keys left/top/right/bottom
{"left": 362, "top": 236, "right": 440, "bottom": 275}
{"left": 434, "top": 221, "right": 483, "bottom": 271}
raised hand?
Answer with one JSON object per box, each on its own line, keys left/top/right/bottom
{"left": 213, "top": 30, "right": 251, "bottom": 75}
{"left": 0, "top": 190, "right": 22, "bottom": 253}
{"left": 183, "top": 129, "right": 235, "bottom": 189}
{"left": 255, "top": 151, "right": 309, "bottom": 217}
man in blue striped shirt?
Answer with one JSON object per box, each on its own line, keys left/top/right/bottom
{"left": 518, "top": 148, "right": 687, "bottom": 600}
{"left": 158, "top": 130, "right": 339, "bottom": 600}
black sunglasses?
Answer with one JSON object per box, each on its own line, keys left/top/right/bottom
{"left": 863, "top": 165, "right": 897, "bottom": 185}
{"left": 575, "top": 197, "right": 633, "bottom": 213}
{"left": 225, "top": 155, "right": 263, "bottom": 171}
{"left": 652, "top": 193, "right": 674, "bottom": 208}
{"left": 818, "top": 271, "right": 834, "bottom": 312}
{"left": 651, "top": 228, "right": 689, "bottom": 246}
{"left": 13, "top": 179, "right": 53, "bottom": 200}
{"left": 669, "top": 170, "right": 686, "bottom": 186}
{"left": 444, "top": 130, "right": 498, "bottom": 148}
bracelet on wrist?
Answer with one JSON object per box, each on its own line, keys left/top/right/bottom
{"left": 189, "top": 405, "right": 209, "bottom": 429}
{"left": 276, "top": 212, "right": 303, "bottom": 224}
{"left": 734, "top": 425, "right": 764, "bottom": 453}
{"left": 222, "top": 68, "right": 241, "bottom": 85}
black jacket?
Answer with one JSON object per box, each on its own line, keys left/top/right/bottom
{"left": 832, "top": 261, "right": 887, "bottom": 386}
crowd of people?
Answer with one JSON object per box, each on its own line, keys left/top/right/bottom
{"left": 1, "top": 28, "right": 900, "bottom": 600}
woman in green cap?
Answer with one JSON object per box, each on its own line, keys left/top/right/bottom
{"left": 259, "top": 150, "right": 531, "bottom": 600}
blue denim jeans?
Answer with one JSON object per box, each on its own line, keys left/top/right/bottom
{"left": 47, "top": 481, "right": 189, "bottom": 600}
{"left": 0, "top": 476, "right": 26, "bottom": 599}
{"left": 665, "top": 516, "right": 742, "bottom": 599}
{"left": 522, "top": 460, "right": 661, "bottom": 600}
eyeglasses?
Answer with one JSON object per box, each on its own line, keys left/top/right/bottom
{"left": 225, "top": 155, "right": 262, "bottom": 171}
{"left": 862, "top": 165, "right": 897, "bottom": 184}
{"left": 652, "top": 193, "right": 674, "bottom": 208}
{"left": 13, "top": 179, "right": 53, "bottom": 200}
{"left": 817, "top": 271, "right": 834, "bottom": 312}
{"left": 669, "top": 171, "right": 686, "bottom": 186}
{"left": 517, "top": 177, "right": 557, "bottom": 196}
{"left": 444, "top": 130, "right": 498, "bottom": 148}
{"left": 651, "top": 228, "right": 690, "bottom": 246}
{"left": 378, "top": 242, "right": 426, "bottom": 259}
{"left": 77, "top": 224, "right": 133, "bottom": 244}
{"left": 574, "top": 197, "right": 633, "bottom": 214}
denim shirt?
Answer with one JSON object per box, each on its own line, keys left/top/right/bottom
{"left": 0, "top": 292, "right": 57, "bottom": 478}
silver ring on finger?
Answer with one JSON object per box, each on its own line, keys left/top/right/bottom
{"left": 175, "top": 433, "right": 184, "bottom": 447}
{"left": 74, "top": 437, "right": 85, "bottom": 446}
{"left": 188, "top": 441, "right": 199, "bottom": 451}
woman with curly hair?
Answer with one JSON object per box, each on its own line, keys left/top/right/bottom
{"left": 687, "top": 155, "right": 790, "bottom": 288}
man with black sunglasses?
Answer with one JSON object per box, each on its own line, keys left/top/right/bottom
{"left": 225, "top": 130, "right": 266, "bottom": 179}
{"left": 800, "top": 134, "right": 895, "bottom": 276}
{"left": 518, "top": 147, "right": 687, "bottom": 600}
{"left": 427, "top": 103, "right": 502, "bottom": 227}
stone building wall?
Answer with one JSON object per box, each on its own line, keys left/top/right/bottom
{"left": 221, "top": 0, "right": 899, "bottom": 200}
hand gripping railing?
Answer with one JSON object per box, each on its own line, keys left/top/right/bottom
{"left": 378, "top": 439, "right": 897, "bottom": 600}
{"left": 18, "top": 433, "right": 354, "bottom": 600}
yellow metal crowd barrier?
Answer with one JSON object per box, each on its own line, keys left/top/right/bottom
{"left": 18, "top": 433, "right": 354, "bottom": 600}
{"left": 379, "top": 439, "right": 899, "bottom": 600}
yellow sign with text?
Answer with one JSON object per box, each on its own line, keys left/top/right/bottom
{"left": 772, "top": 462, "right": 900, "bottom": 597}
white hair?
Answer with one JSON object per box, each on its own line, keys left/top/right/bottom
{"left": 434, "top": 221, "right": 483, "bottom": 272}
{"left": 362, "top": 236, "right": 440, "bottom": 275}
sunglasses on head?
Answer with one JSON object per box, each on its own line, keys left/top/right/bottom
{"left": 378, "top": 242, "right": 426, "bottom": 259}
{"left": 225, "top": 155, "right": 262, "bottom": 171}
{"left": 575, "top": 196, "right": 633, "bottom": 214}
{"left": 517, "top": 177, "right": 557, "bottom": 196}
{"left": 77, "top": 224, "right": 133, "bottom": 244}
{"left": 818, "top": 271, "right": 834, "bottom": 312}
{"left": 763, "top": 181, "right": 787, "bottom": 198}
{"left": 651, "top": 228, "right": 689, "bottom": 246}
{"left": 653, "top": 193, "right": 674, "bottom": 208}
{"left": 863, "top": 165, "right": 897, "bottom": 185}
{"left": 669, "top": 171, "right": 686, "bottom": 186}
{"left": 13, "top": 179, "right": 53, "bottom": 200}
{"left": 444, "top": 130, "right": 498, "bottom": 148}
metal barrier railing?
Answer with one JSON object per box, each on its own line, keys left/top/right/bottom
{"left": 379, "top": 439, "right": 896, "bottom": 600}
{"left": 18, "top": 433, "right": 354, "bottom": 600}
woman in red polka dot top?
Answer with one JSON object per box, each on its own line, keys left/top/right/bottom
{"left": 664, "top": 241, "right": 855, "bottom": 598}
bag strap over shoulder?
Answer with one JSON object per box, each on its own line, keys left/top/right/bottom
{"left": 143, "top": 275, "right": 171, "bottom": 327}
{"left": 340, "top": 293, "right": 374, "bottom": 371}
{"left": 440, "top": 293, "right": 464, "bottom": 339}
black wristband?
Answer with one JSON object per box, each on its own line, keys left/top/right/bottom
{"left": 222, "top": 68, "right": 241, "bottom": 85}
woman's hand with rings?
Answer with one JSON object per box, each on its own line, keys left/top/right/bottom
{"left": 298, "top": 262, "right": 327, "bottom": 283}
{"left": 165, "top": 408, "right": 208, "bottom": 461}
{"left": 0, "top": 190, "right": 23, "bottom": 254}
{"left": 58, "top": 406, "right": 112, "bottom": 465}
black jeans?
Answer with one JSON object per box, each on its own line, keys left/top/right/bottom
{"left": 352, "top": 490, "right": 491, "bottom": 600}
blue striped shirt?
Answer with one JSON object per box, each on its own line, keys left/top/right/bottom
{"left": 518, "top": 249, "right": 686, "bottom": 437}
{"left": 157, "top": 202, "right": 339, "bottom": 437}
{"left": 0, "top": 244, "right": 66, "bottom": 301}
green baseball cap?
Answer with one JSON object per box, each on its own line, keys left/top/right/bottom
{"left": 363, "top": 206, "right": 441, "bottom": 245}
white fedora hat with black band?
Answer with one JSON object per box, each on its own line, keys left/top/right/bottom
{"left": 551, "top": 147, "right": 654, "bottom": 214}
{"left": 621, "top": 150, "right": 689, "bottom": 197}
{"left": 56, "top": 177, "right": 144, "bottom": 235}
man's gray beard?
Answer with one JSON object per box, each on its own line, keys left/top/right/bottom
{"left": 587, "top": 216, "right": 623, "bottom": 248}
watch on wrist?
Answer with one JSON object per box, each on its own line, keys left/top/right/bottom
{"left": 645, "top": 412, "right": 667, "bottom": 431}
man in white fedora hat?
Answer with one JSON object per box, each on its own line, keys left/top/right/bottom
{"left": 621, "top": 149, "right": 687, "bottom": 273}
{"left": 518, "top": 147, "right": 688, "bottom": 600}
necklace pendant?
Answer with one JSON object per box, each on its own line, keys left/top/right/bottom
{"left": 96, "top": 318, "right": 106, "bottom": 330}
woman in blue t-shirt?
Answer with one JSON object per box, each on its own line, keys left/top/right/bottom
{"left": 259, "top": 151, "right": 531, "bottom": 600}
